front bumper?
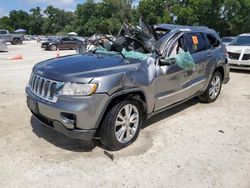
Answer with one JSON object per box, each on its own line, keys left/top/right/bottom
{"left": 41, "top": 44, "right": 49, "bottom": 49}
{"left": 228, "top": 59, "right": 250, "bottom": 70}
{"left": 26, "top": 86, "right": 109, "bottom": 141}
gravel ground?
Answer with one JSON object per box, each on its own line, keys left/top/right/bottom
{"left": 0, "top": 42, "right": 250, "bottom": 188}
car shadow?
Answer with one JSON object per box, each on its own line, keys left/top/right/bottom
{"left": 142, "top": 97, "right": 199, "bottom": 129}
{"left": 30, "top": 116, "right": 97, "bottom": 152}
{"left": 30, "top": 97, "right": 199, "bottom": 152}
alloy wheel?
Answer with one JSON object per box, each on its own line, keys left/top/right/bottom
{"left": 115, "top": 104, "right": 139, "bottom": 144}
{"left": 209, "top": 75, "right": 221, "bottom": 100}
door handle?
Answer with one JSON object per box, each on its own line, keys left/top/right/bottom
{"left": 207, "top": 53, "right": 212, "bottom": 57}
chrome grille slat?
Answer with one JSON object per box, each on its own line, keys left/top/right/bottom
{"left": 32, "top": 76, "right": 37, "bottom": 91}
{"left": 29, "top": 74, "right": 62, "bottom": 103}
{"left": 47, "top": 81, "right": 51, "bottom": 99}
{"left": 38, "top": 79, "right": 44, "bottom": 95}
{"left": 35, "top": 77, "right": 40, "bottom": 93}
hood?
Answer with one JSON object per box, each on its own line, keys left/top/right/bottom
{"left": 33, "top": 53, "right": 138, "bottom": 82}
{"left": 226, "top": 45, "right": 250, "bottom": 53}
{"left": 42, "top": 41, "right": 50, "bottom": 45}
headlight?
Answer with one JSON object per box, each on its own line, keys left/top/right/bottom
{"left": 59, "top": 83, "right": 98, "bottom": 96}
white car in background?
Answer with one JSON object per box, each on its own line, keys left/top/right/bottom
{"left": 226, "top": 34, "right": 250, "bottom": 70}
{"left": 0, "top": 39, "right": 7, "bottom": 52}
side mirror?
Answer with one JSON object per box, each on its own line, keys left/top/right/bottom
{"left": 159, "top": 57, "right": 176, "bottom": 66}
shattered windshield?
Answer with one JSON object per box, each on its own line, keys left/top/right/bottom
{"left": 78, "top": 19, "right": 160, "bottom": 60}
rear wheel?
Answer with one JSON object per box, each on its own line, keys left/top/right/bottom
{"left": 100, "top": 99, "right": 142, "bottom": 150}
{"left": 13, "top": 38, "right": 21, "bottom": 45}
{"left": 199, "top": 71, "right": 222, "bottom": 103}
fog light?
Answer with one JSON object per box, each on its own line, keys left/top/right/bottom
{"left": 60, "top": 112, "right": 76, "bottom": 129}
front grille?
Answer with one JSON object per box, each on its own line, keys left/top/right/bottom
{"left": 29, "top": 74, "right": 63, "bottom": 103}
{"left": 228, "top": 52, "right": 240, "bottom": 60}
{"left": 242, "top": 54, "right": 250, "bottom": 60}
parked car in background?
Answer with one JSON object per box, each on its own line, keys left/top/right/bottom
{"left": 41, "top": 36, "right": 83, "bottom": 51}
{"left": 37, "top": 36, "right": 49, "bottom": 43}
{"left": 26, "top": 19, "right": 230, "bottom": 150}
{"left": 0, "top": 39, "right": 7, "bottom": 51}
{"left": 226, "top": 34, "right": 250, "bottom": 70}
{"left": 222, "top": 36, "right": 235, "bottom": 46}
{"left": 0, "top": 30, "right": 24, "bottom": 45}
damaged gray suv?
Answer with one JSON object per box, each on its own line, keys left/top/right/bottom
{"left": 26, "top": 19, "right": 230, "bottom": 150}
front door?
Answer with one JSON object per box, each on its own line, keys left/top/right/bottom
{"left": 154, "top": 32, "right": 209, "bottom": 111}
{"left": 154, "top": 35, "right": 194, "bottom": 110}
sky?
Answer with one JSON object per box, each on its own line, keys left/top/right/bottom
{"left": 0, "top": 0, "right": 140, "bottom": 17}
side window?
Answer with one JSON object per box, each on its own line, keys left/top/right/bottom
{"left": 61, "top": 37, "right": 70, "bottom": 41}
{"left": 206, "top": 33, "right": 220, "bottom": 48}
{"left": 168, "top": 36, "right": 185, "bottom": 57}
{"left": 183, "top": 33, "right": 206, "bottom": 54}
{"left": 0, "top": 30, "right": 7, "bottom": 34}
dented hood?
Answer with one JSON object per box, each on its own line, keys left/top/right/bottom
{"left": 33, "top": 53, "right": 138, "bottom": 82}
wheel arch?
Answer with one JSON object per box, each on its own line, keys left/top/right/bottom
{"left": 13, "top": 37, "right": 21, "bottom": 41}
{"left": 214, "top": 66, "right": 224, "bottom": 81}
{"left": 12, "top": 37, "right": 21, "bottom": 44}
{"left": 95, "top": 89, "right": 147, "bottom": 137}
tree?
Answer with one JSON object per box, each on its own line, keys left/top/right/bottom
{"left": 1, "top": 0, "right": 250, "bottom": 36}
{"left": 29, "top": 7, "right": 44, "bottom": 35}
{"left": 9, "top": 10, "right": 30, "bottom": 31}
{"left": 137, "top": 0, "right": 172, "bottom": 25}
{"left": 42, "top": 6, "right": 75, "bottom": 34}
{"left": 223, "top": 0, "right": 250, "bottom": 36}
{"left": 0, "top": 16, "right": 13, "bottom": 31}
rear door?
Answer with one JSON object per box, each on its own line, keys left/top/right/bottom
{"left": 59, "top": 37, "right": 74, "bottom": 49}
{"left": 71, "top": 37, "right": 81, "bottom": 49}
{"left": 203, "top": 33, "right": 223, "bottom": 77}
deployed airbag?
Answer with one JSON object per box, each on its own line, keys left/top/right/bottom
{"left": 95, "top": 47, "right": 151, "bottom": 61}
{"left": 166, "top": 52, "right": 196, "bottom": 71}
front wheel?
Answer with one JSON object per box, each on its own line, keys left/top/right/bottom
{"left": 50, "top": 45, "right": 57, "bottom": 51}
{"left": 199, "top": 71, "right": 222, "bottom": 103}
{"left": 100, "top": 99, "right": 142, "bottom": 150}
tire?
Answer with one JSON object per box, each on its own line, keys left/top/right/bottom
{"left": 100, "top": 99, "right": 142, "bottom": 151}
{"left": 50, "top": 45, "right": 57, "bottom": 51}
{"left": 13, "top": 38, "right": 21, "bottom": 45}
{"left": 199, "top": 71, "right": 222, "bottom": 103}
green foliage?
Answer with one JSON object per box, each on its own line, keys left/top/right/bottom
{"left": 9, "top": 10, "right": 30, "bottom": 31}
{"left": 0, "top": 0, "right": 250, "bottom": 36}
{"left": 29, "top": 7, "right": 44, "bottom": 35}
{"left": 0, "top": 16, "right": 12, "bottom": 31}
{"left": 138, "top": 0, "right": 172, "bottom": 24}
{"left": 74, "top": 0, "right": 132, "bottom": 36}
